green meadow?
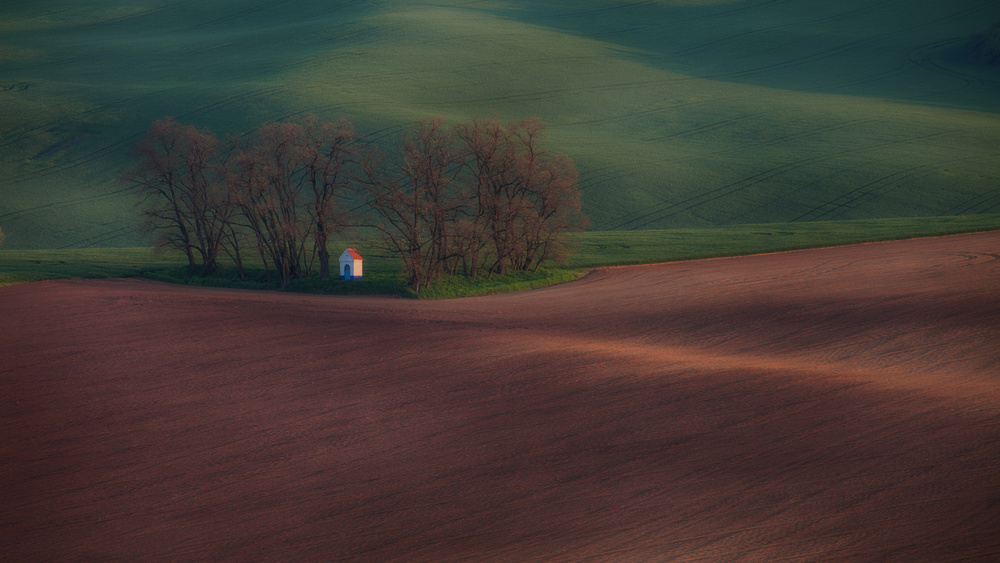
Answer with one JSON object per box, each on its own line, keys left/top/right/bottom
{"left": 4, "top": 215, "right": 997, "bottom": 297}
{"left": 1, "top": 1, "right": 998, "bottom": 276}
{"left": 566, "top": 214, "right": 1000, "bottom": 268}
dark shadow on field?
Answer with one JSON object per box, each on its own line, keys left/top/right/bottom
{"left": 2, "top": 232, "right": 999, "bottom": 560}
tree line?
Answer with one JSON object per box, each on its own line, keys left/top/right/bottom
{"left": 124, "top": 115, "right": 587, "bottom": 291}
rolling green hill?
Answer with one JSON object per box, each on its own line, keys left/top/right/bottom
{"left": 1, "top": 0, "right": 999, "bottom": 249}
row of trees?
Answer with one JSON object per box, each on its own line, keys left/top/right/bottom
{"left": 125, "top": 115, "right": 586, "bottom": 290}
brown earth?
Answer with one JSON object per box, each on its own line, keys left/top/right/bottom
{"left": 2, "top": 231, "right": 999, "bottom": 561}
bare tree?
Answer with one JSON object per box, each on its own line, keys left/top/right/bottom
{"left": 455, "top": 116, "right": 519, "bottom": 277}
{"left": 125, "top": 117, "right": 231, "bottom": 274}
{"left": 225, "top": 117, "right": 357, "bottom": 285}
{"left": 299, "top": 116, "right": 356, "bottom": 279}
{"left": 127, "top": 114, "right": 583, "bottom": 291}
{"left": 403, "top": 118, "right": 468, "bottom": 282}
{"left": 361, "top": 116, "right": 586, "bottom": 290}
{"left": 508, "top": 119, "right": 587, "bottom": 271}
{"left": 227, "top": 122, "right": 311, "bottom": 288}
{"left": 456, "top": 117, "right": 585, "bottom": 277}
{"left": 359, "top": 118, "right": 465, "bottom": 291}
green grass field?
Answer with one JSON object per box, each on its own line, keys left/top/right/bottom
{"left": 4, "top": 215, "right": 997, "bottom": 297}
{"left": 1, "top": 0, "right": 999, "bottom": 250}
{"left": 567, "top": 214, "right": 1000, "bottom": 267}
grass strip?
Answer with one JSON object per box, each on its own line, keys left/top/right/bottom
{"left": 568, "top": 215, "right": 1000, "bottom": 268}
{"left": 2, "top": 215, "right": 997, "bottom": 296}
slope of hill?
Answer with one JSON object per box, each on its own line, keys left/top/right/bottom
{"left": 3, "top": 232, "right": 998, "bottom": 559}
{"left": 1, "top": 0, "right": 999, "bottom": 248}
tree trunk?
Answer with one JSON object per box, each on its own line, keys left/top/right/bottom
{"left": 316, "top": 225, "right": 330, "bottom": 279}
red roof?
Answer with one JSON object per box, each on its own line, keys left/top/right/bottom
{"left": 345, "top": 248, "right": 363, "bottom": 261}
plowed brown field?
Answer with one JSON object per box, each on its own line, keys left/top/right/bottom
{"left": 2, "top": 232, "right": 999, "bottom": 561}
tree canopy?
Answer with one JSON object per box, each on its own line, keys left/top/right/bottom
{"left": 127, "top": 115, "right": 586, "bottom": 291}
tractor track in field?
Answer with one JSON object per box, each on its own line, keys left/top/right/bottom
{"left": 0, "top": 89, "right": 164, "bottom": 153}
{"left": 908, "top": 38, "right": 985, "bottom": 90}
{"left": 668, "top": 0, "right": 897, "bottom": 58}
{"left": 71, "top": 0, "right": 201, "bottom": 31}
{"left": 2, "top": 231, "right": 998, "bottom": 561}
{"left": 191, "top": 0, "right": 303, "bottom": 30}
{"left": 608, "top": 129, "right": 964, "bottom": 231}
{"left": 4, "top": 0, "right": 1000, "bottom": 244}
{"left": 791, "top": 167, "right": 939, "bottom": 223}
{"left": 789, "top": 160, "right": 957, "bottom": 223}
{"left": 0, "top": 186, "right": 135, "bottom": 223}
{"left": 57, "top": 225, "right": 137, "bottom": 249}
{"left": 946, "top": 189, "right": 1000, "bottom": 216}
{"left": 0, "top": 80, "right": 301, "bottom": 244}
{"left": 641, "top": 112, "right": 769, "bottom": 143}
{"left": 902, "top": 36, "right": 1000, "bottom": 103}
{"left": 514, "top": 0, "right": 795, "bottom": 27}
{"left": 639, "top": 0, "right": 1000, "bottom": 100}
{"left": 0, "top": 84, "right": 293, "bottom": 191}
